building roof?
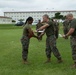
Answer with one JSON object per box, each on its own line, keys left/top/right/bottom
{"left": 0, "top": 16, "right": 12, "bottom": 19}
{"left": 4, "top": 10, "right": 76, "bottom": 13}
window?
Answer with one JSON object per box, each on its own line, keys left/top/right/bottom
{"left": 3, "top": 19, "right": 5, "bottom": 22}
{"left": 23, "top": 15, "right": 25, "bottom": 17}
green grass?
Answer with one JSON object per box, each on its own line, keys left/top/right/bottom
{"left": 0, "top": 24, "right": 76, "bottom": 75}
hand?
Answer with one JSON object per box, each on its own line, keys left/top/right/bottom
{"left": 34, "top": 30, "right": 37, "bottom": 33}
{"left": 34, "top": 36, "right": 40, "bottom": 40}
{"left": 37, "top": 36, "right": 42, "bottom": 41}
{"left": 37, "top": 29, "right": 39, "bottom": 32}
{"left": 62, "top": 35, "right": 67, "bottom": 38}
{"left": 37, "top": 36, "right": 41, "bottom": 41}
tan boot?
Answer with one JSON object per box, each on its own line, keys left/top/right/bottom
{"left": 71, "top": 64, "right": 76, "bottom": 69}
{"left": 44, "top": 58, "right": 51, "bottom": 64}
{"left": 23, "top": 60, "right": 29, "bottom": 64}
{"left": 58, "top": 59, "right": 63, "bottom": 63}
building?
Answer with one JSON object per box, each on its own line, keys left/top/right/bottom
{"left": 0, "top": 16, "right": 12, "bottom": 24}
{"left": 4, "top": 10, "right": 76, "bottom": 23}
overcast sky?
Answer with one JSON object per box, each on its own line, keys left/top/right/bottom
{"left": 0, "top": 0, "right": 76, "bottom": 16}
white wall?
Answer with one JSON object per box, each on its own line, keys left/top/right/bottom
{"left": 4, "top": 11, "right": 76, "bottom": 23}
{"left": 0, "top": 18, "right": 12, "bottom": 24}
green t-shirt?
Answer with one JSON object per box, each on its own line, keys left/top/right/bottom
{"left": 70, "top": 19, "right": 76, "bottom": 36}
{"left": 23, "top": 24, "right": 31, "bottom": 36}
{"left": 45, "top": 21, "right": 54, "bottom": 37}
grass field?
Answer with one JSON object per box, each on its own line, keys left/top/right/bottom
{"left": 0, "top": 24, "right": 76, "bottom": 75}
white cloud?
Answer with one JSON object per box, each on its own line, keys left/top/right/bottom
{"left": 0, "top": 0, "right": 76, "bottom": 16}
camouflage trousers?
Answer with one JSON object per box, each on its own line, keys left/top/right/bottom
{"left": 21, "top": 36, "right": 30, "bottom": 61}
{"left": 70, "top": 36, "right": 76, "bottom": 62}
{"left": 46, "top": 35, "right": 61, "bottom": 59}
{"left": 55, "top": 30, "right": 59, "bottom": 39}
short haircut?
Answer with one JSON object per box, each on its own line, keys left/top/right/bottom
{"left": 66, "top": 13, "right": 73, "bottom": 17}
{"left": 43, "top": 14, "right": 49, "bottom": 19}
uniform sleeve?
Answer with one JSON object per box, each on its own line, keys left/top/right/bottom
{"left": 70, "top": 20, "right": 76, "bottom": 29}
{"left": 47, "top": 21, "right": 53, "bottom": 26}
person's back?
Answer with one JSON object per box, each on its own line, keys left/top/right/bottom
{"left": 63, "top": 20, "right": 69, "bottom": 29}
{"left": 53, "top": 21, "right": 59, "bottom": 39}
{"left": 36, "top": 20, "right": 43, "bottom": 29}
{"left": 63, "top": 19, "right": 69, "bottom": 39}
{"left": 55, "top": 22, "right": 59, "bottom": 30}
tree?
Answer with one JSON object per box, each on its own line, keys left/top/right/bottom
{"left": 54, "top": 12, "right": 64, "bottom": 19}
{"left": 18, "top": 19, "right": 24, "bottom": 22}
{"left": 61, "top": 16, "right": 66, "bottom": 20}
{"left": 54, "top": 12, "right": 60, "bottom": 19}
{"left": 55, "top": 12, "right": 60, "bottom": 16}
{"left": 59, "top": 15, "right": 64, "bottom": 19}
{"left": 12, "top": 20, "right": 16, "bottom": 23}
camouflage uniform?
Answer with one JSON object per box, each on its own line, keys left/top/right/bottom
{"left": 36, "top": 22, "right": 43, "bottom": 40}
{"left": 45, "top": 21, "right": 61, "bottom": 59}
{"left": 21, "top": 24, "right": 31, "bottom": 61}
{"left": 53, "top": 21, "right": 59, "bottom": 39}
{"left": 70, "top": 19, "right": 76, "bottom": 62}
{"left": 63, "top": 20, "right": 69, "bottom": 39}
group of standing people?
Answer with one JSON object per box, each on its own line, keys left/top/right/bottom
{"left": 36, "top": 18, "right": 59, "bottom": 41}
{"left": 21, "top": 13, "right": 76, "bottom": 68}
